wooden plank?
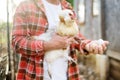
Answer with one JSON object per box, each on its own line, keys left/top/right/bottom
{"left": 107, "top": 50, "right": 120, "bottom": 61}
{"left": 110, "top": 69, "right": 120, "bottom": 80}
{"left": 110, "top": 59, "right": 120, "bottom": 71}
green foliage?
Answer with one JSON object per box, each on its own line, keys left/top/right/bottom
{"left": 0, "top": 22, "right": 12, "bottom": 30}
{"left": 0, "top": 22, "right": 7, "bottom": 30}
{"left": 66, "top": 0, "right": 74, "bottom": 7}
{"left": 0, "top": 22, "right": 13, "bottom": 47}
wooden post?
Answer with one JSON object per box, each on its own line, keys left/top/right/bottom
{"left": 100, "top": 0, "right": 106, "bottom": 40}
{"left": 96, "top": 54, "right": 109, "bottom": 80}
{"left": 6, "top": 0, "right": 12, "bottom": 80}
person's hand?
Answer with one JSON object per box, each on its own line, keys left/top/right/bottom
{"left": 44, "top": 34, "right": 76, "bottom": 51}
{"left": 85, "top": 39, "right": 109, "bottom": 54}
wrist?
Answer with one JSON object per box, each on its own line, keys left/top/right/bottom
{"left": 80, "top": 40, "right": 91, "bottom": 55}
{"left": 81, "top": 40, "right": 91, "bottom": 49}
{"left": 43, "top": 40, "right": 56, "bottom": 51}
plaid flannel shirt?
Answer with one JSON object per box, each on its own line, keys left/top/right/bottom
{"left": 12, "top": 0, "right": 90, "bottom": 80}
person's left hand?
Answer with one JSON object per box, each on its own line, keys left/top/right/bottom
{"left": 85, "top": 39, "right": 109, "bottom": 54}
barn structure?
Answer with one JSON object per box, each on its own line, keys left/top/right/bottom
{"left": 74, "top": 0, "right": 120, "bottom": 80}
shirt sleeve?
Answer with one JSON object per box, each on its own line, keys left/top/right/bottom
{"left": 12, "top": 2, "right": 44, "bottom": 56}
{"left": 70, "top": 32, "right": 91, "bottom": 55}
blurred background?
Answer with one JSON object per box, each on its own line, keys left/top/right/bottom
{"left": 0, "top": 0, "right": 120, "bottom": 80}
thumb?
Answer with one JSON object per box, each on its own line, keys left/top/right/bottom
{"left": 104, "top": 41, "right": 109, "bottom": 45}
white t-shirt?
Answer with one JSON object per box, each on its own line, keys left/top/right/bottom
{"left": 42, "top": 0, "right": 62, "bottom": 30}
{"left": 42, "top": 0, "right": 68, "bottom": 80}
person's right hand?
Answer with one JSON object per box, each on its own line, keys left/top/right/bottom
{"left": 44, "top": 34, "right": 76, "bottom": 51}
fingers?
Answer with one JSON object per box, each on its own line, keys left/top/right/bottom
{"left": 98, "top": 45, "right": 103, "bottom": 54}
{"left": 63, "top": 37, "right": 77, "bottom": 48}
{"left": 86, "top": 43, "right": 93, "bottom": 52}
{"left": 101, "top": 41, "right": 109, "bottom": 52}
{"left": 101, "top": 43, "right": 107, "bottom": 51}
{"left": 85, "top": 41, "right": 97, "bottom": 53}
{"left": 85, "top": 39, "right": 109, "bottom": 54}
{"left": 94, "top": 43, "right": 105, "bottom": 54}
{"left": 66, "top": 37, "right": 79, "bottom": 45}
{"left": 104, "top": 41, "right": 109, "bottom": 45}
{"left": 97, "top": 47, "right": 104, "bottom": 54}
{"left": 94, "top": 47, "right": 99, "bottom": 54}
{"left": 85, "top": 44, "right": 90, "bottom": 51}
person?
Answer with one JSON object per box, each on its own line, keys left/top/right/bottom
{"left": 12, "top": 0, "right": 109, "bottom": 80}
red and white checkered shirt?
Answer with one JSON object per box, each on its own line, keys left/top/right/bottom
{"left": 12, "top": 0, "right": 90, "bottom": 80}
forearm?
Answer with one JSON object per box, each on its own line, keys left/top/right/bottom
{"left": 12, "top": 35, "right": 44, "bottom": 56}
{"left": 71, "top": 32, "right": 91, "bottom": 54}
{"left": 43, "top": 40, "right": 63, "bottom": 51}
{"left": 43, "top": 41, "right": 55, "bottom": 51}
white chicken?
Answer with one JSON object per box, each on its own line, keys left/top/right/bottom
{"left": 56, "top": 9, "right": 79, "bottom": 36}
{"left": 33, "top": 9, "right": 79, "bottom": 75}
